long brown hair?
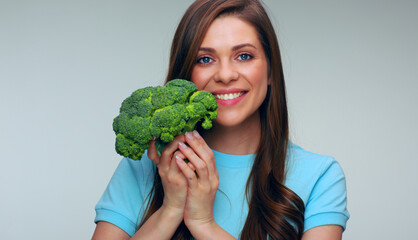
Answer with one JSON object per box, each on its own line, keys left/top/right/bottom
{"left": 139, "top": 0, "right": 305, "bottom": 239}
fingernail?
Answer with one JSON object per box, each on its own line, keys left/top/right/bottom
{"left": 185, "top": 132, "right": 194, "bottom": 140}
{"left": 193, "top": 130, "right": 201, "bottom": 139}
{"left": 175, "top": 155, "right": 183, "bottom": 163}
{"left": 178, "top": 142, "right": 187, "bottom": 149}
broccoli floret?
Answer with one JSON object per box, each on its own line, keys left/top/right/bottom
{"left": 113, "top": 79, "right": 218, "bottom": 160}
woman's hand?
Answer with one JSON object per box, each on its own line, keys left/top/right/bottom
{"left": 175, "top": 130, "right": 221, "bottom": 237}
{"left": 147, "top": 135, "right": 188, "bottom": 217}
{"left": 143, "top": 133, "right": 235, "bottom": 240}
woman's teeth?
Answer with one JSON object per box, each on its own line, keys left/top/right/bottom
{"left": 215, "top": 92, "right": 243, "bottom": 100}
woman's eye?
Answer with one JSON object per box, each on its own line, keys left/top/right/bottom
{"left": 197, "top": 56, "right": 212, "bottom": 64}
{"left": 238, "top": 53, "right": 253, "bottom": 61}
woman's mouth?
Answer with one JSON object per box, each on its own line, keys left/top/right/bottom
{"left": 215, "top": 92, "right": 245, "bottom": 100}
{"left": 212, "top": 89, "right": 247, "bottom": 106}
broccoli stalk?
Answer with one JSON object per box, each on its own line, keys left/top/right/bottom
{"left": 113, "top": 79, "right": 218, "bottom": 160}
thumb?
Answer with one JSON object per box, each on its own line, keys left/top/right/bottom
{"left": 147, "top": 138, "right": 159, "bottom": 165}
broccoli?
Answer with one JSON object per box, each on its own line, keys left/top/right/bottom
{"left": 113, "top": 79, "right": 218, "bottom": 160}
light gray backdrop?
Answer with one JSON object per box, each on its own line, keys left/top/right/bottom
{"left": 1, "top": 0, "right": 417, "bottom": 239}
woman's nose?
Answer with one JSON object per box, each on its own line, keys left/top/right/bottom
{"left": 214, "top": 60, "right": 239, "bottom": 84}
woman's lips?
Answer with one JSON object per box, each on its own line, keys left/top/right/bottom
{"left": 212, "top": 89, "right": 248, "bottom": 106}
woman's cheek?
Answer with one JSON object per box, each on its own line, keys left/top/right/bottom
{"left": 191, "top": 67, "right": 213, "bottom": 90}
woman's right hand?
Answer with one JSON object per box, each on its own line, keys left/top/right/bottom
{"left": 147, "top": 134, "right": 188, "bottom": 215}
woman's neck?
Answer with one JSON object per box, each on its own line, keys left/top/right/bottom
{"left": 202, "top": 111, "right": 261, "bottom": 155}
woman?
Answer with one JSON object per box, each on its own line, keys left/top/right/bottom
{"left": 92, "top": 0, "right": 349, "bottom": 239}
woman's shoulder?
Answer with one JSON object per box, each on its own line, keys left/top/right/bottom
{"left": 94, "top": 152, "right": 156, "bottom": 236}
{"left": 120, "top": 152, "right": 155, "bottom": 173}
{"left": 286, "top": 143, "right": 340, "bottom": 175}
{"left": 113, "top": 152, "right": 156, "bottom": 186}
{"left": 285, "top": 143, "right": 347, "bottom": 202}
{"left": 286, "top": 143, "right": 350, "bottom": 231}
{"left": 98, "top": 152, "right": 156, "bottom": 203}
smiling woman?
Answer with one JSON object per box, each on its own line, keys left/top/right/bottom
{"left": 92, "top": 0, "right": 349, "bottom": 239}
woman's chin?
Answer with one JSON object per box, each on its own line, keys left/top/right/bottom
{"left": 213, "top": 109, "right": 260, "bottom": 129}
{"left": 213, "top": 116, "right": 247, "bottom": 129}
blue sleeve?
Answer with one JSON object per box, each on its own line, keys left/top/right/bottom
{"left": 94, "top": 156, "right": 155, "bottom": 237}
{"left": 303, "top": 158, "right": 350, "bottom": 232}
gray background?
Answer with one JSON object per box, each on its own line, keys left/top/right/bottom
{"left": 1, "top": 0, "right": 417, "bottom": 239}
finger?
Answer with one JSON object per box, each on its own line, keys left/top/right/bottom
{"left": 175, "top": 154, "right": 198, "bottom": 188}
{"left": 160, "top": 135, "right": 186, "bottom": 158}
{"left": 172, "top": 152, "right": 199, "bottom": 183}
{"left": 159, "top": 134, "right": 186, "bottom": 168}
{"left": 178, "top": 141, "right": 209, "bottom": 182}
{"left": 147, "top": 139, "right": 159, "bottom": 165}
{"left": 184, "top": 131, "right": 216, "bottom": 176}
{"left": 187, "top": 162, "right": 196, "bottom": 172}
{"left": 171, "top": 151, "right": 186, "bottom": 173}
{"left": 176, "top": 152, "right": 196, "bottom": 173}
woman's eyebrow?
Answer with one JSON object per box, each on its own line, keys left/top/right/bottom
{"left": 198, "top": 43, "right": 257, "bottom": 53}
{"left": 232, "top": 43, "right": 257, "bottom": 51}
{"left": 198, "top": 47, "right": 216, "bottom": 53}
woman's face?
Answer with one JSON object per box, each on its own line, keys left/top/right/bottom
{"left": 191, "top": 15, "right": 269, "bottom": 128}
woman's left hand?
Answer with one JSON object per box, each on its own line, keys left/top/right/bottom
{"left": 175, "top": 130, "right": 220, "bottom": 236}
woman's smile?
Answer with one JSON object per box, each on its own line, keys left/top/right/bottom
{"left": 212, "top": 88, "right": 248, "bottom": 106}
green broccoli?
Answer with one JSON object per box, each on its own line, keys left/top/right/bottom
{"left": 113, "top": 79, "right": 218, "bottom": 160}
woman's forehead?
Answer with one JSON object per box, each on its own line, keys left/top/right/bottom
{"left": 199, "top": 16, "right": 261, "bottom": 49}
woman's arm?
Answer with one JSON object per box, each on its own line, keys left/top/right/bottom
{"left": 92, "top": 136, "right": 189, "bottom": 240}
{"left": 92, "top": 222, "right": 130, "bottom": 240}
{"left": 182, "top": 221, "right": 237, "bottom": 240}
{"left": 92, "top": 205, "right": 183, "bottom": 240}
{"left": 301, "top": 225, "right": 343, "bottom": 240}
